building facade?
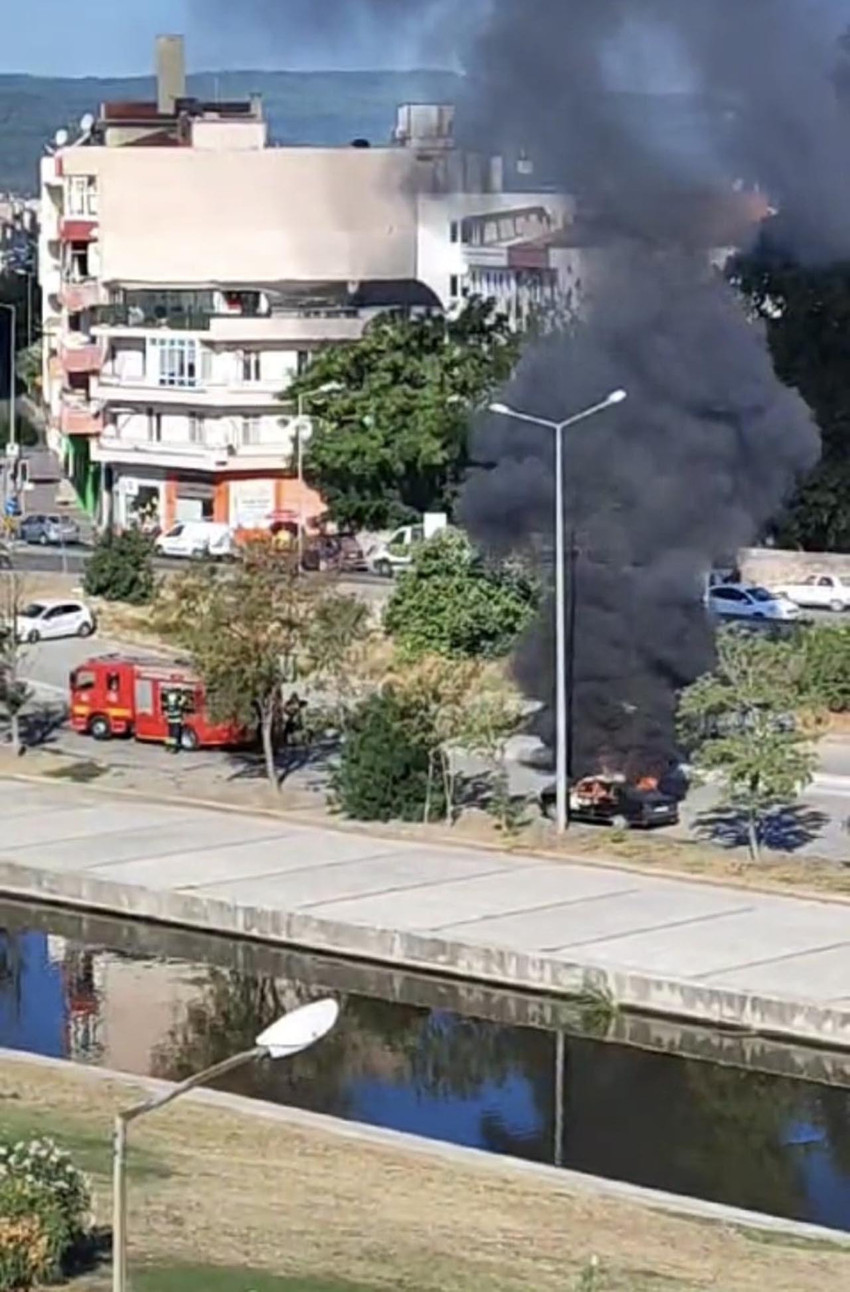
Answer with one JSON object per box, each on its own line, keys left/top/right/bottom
{"left": 39, "top": 36, "right": 571, "bottom": 531}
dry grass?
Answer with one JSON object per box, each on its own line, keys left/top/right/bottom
{"left": 2, "top": 1058, "right": 849, "bottom": 1292}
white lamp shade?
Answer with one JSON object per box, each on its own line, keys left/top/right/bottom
{"left": 255, "top": 998, "right": 340, "bottom": 1059}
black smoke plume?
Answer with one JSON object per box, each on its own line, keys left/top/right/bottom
{"left": 458, "top": 0, "right": 847, "bottom": 777}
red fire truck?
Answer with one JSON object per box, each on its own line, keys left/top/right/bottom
{"left": 69, "top": 654, "right": 245, "bottom": 749}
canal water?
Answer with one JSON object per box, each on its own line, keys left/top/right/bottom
{"left": 3, "top": 899, "right": 850, "bottom": 1232}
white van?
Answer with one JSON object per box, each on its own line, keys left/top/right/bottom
{"left": 154, "top": 521, "right": 233, "bottom": 561}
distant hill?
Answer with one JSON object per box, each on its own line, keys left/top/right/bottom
{"left": 0, "top": 68, "right": 463, "bottom": 195}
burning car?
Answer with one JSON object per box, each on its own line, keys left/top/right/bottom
{"left": 540, "top": 773, "right": 680, "bottom": 830}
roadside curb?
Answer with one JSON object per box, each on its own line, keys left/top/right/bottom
{"left": 3, "top": 846, "right": 850, "bottom": 1051}
{"left": 3, "top": 1047, "right": 849, "bottom": 1248}
{"left": 4, "top": 763, "right": 850, "bottom": 911}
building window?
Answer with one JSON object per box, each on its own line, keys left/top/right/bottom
{"left": 188, "top": 413, "right": 205, "bottom": 444}
{"left": 241, "top": 350, "right": 262, "bottom": 383}
{"left": 150, "top": 337, "right": 199, "bottom": 389}
{"left": 66, "top": 176, "right": 98, "bottom": 218}
{"left": 296, "top": 350, "right": 311, "bottom": 376}
{"left": 449, "top": 275, "right": 459, "bottom": 299}
{"left": 450, "top": 221, "right": 459, "bottom": 244}
{"left": 241, "top": 416, "right": 261, "bottom": 446}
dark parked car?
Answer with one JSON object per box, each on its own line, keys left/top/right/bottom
{"left": 301, "top": 534, "right": 367, "bottom": 574}
{"left": 541, "top": 774, "right": 680, "bottom": 829}
{"left": 18, "top": 514, "right": 81, "bottom": 546}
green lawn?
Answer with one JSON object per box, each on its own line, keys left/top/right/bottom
{"left": 0, "top": 1095, "right": 168, "bottom": 1181}
{"left": 88, "top": 1268, "right": 383, "bottom": 1292}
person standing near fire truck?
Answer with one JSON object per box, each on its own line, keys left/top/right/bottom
{"left": 163, "top": 686, "right": 188, "bottom": 753}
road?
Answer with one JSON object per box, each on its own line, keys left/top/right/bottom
{"left": 12, "top": 629, "right": 850, "bottom": 863}
{"left": 5, "top": 542, "right": 392, "bottom": 589}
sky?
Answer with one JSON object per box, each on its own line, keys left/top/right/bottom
{"left": 0, "top": 0, "right": 431, "bottom": 77}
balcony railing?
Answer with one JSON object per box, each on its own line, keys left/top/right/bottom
{"left": 62, "top": 280, "right": 105, "bottom": 313}
{"left": 93, "top": 304, "right": 214, "bottom": 331}
{"left": 60, "top": 394, "right": 103, "bottom": 437}
{"left": 99, "top": 426, "right": 290, "bottom": 455}
{"left": 61, "top": 340, "right": 104, "bottom": 375}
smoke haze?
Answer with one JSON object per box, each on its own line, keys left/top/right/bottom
{"left": 458, "top": 0, "right": 843, "bottom": 775}
{"left": 205, "top": 0, "right": 846, "bottom": 776}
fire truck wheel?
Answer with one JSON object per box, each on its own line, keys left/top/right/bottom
{"left": 89, "top": 715, "right": 112, "bottom": 741}
{"left": 180, "top": 727, "right": 199, "bottom": 751}
{"left": 611, "top": 814, "right": 630, "bottom": 832}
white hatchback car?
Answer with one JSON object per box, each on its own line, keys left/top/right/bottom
{"left": 16, "top": 599, "right": 96, "bottom": 643}
{"left": 707, "top": 584, "right": 800, "bottom": 622}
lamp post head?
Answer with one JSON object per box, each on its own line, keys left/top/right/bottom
{"left": 606, "top": 389, "right": 627, "bottom": 406}
{"left": 489, "top": 402, "right": 513, "bottom": 416}
{"left": 255, "top": 998, "right": 339, "bottom": 1060}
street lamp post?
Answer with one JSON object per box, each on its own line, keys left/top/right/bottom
{"left": 489, "top": 390, "right": 628, "bottom": 833}
{"left": 294, "top": 383, "right": 344, "bottom": 566}
{"left": 111, "top": 997, "right": 339, "bottom": 1292}
{"left": 0, "top": 303, "right": 16, "bottom": 451}
{"left": 0, "top": 303, "right": 17, "bottom": 515}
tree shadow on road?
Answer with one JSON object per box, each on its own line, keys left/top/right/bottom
{"left": 694, "top": 804, "right": 830, "bottom": 854}
{"left": 223, "top": 734, "right": 337, "bottom": 791}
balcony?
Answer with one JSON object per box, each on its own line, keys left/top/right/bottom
{"left": 92, "top": 372, "right": 287, "bottom": 409}
{"left": 92, "top": 304, "right": 213, "bottom": 332}
{"left": 59, "top": 217, "right": 98, "bottom": 243}
{"left": 92, "top": 423, "right": 293, "bottom": 475}
{"left": 62, "top": 280, "right": 106, "bottom": 313}
{"left": 61, "top": 339, "right": 104, "bottom": 375}
{"left": 60, "top": 394, "right": 103, "bottom": 438}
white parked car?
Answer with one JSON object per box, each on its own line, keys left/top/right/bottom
{"left": 706, "top": 584, "right": 800, "bottom": 622}
{"left": 154, "top": 521, "right": 233, "bottom": 561}
{"left": 367, "top": 524, "right": 425, "bottom": 578}
{"left": 16, "top": 599, "right": 96, "bottom": 643}
{"left": 774, "top": 573, "right": 850, "bottom": 613}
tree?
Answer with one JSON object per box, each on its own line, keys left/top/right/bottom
{"left": 83, "top": 528, "right": 155, "bottom": 605}
{"left": 331, "top": 685, "right": 444, "bottom": 823}
{"left": 155, "top": 539, "right": 368, "bottom": 790}
{"left": 0, "top": 574, "right": 31, "bottom": 756}
{"left": 287, "top": 298, "right": 521, "bottom": 530}
{"left": 383, "top": 529, "right": 538, "bottom": 660}
{"left": 678, "top": 629, "right": 816, "bottom": 860}
{"left": 384, "top": 653, "right": 525, "bottom": 826}
{"left": 730, "top": 239, "right": 850, "bottom": 551}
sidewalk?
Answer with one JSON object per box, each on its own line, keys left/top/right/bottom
{"left": 2, "top": 776, "right": 850, "bottom": 1048}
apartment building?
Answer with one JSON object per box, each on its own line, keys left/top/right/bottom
{"left": 39, "top": 36, "right": 571, "bottom": 531}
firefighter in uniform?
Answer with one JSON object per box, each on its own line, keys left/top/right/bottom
{"left": 163, "top": 687, "right": 187, "bottom": 753}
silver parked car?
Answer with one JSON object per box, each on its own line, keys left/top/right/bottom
{"left": 18, "top": 513, "right": 81, "bottom": 546}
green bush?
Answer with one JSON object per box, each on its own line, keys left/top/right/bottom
{"left": 0, "top": 1137, "right": 91, "bottom": 1290}
{"left": 84, "top": 528, "right": 155, "bottom": 605}
{"left": 384, "top": 530, "right": 538, "bottom": 660}
{"left": 331, "top": 687, "right": 445, "bottom": 822}
{"left": 796, "top": 623, "right": 850, "bottom": 713}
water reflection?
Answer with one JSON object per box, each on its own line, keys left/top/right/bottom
{"left": 2, "top": 912, "right": 850, "bottom": 1231}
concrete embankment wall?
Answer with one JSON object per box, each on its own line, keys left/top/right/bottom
{"left": 740, "top": 547, "right": 850, "bottom": 584}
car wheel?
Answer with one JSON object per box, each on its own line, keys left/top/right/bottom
{"left": 180, "top": 727, "right": 200, "bottom": 751}
{"left": 89, "top": 715, "right": 112, "bottom": 741}
{"left": 38, "top": 533, "right": 48, "bottom": 546}
{"left": 375, "top": 559, "right": 393, "bottom": 579}
{"left": 830, "top": 599, "right": 844, "bottom": 614}
{"left": 752, "top": 612, "right": 765, "bottom": 620}
{"left": 611, "top": 814, "right": 630, "bottom": 831}
{"left": 27, "top": 628, "right": 40, "bottom": 644}
{"left": 78, "top": 620, "right": 94, "bottom": 638}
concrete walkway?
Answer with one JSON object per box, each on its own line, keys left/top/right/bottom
{"left": 2, "top": 777, "right": 850, "bottom": 1047}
